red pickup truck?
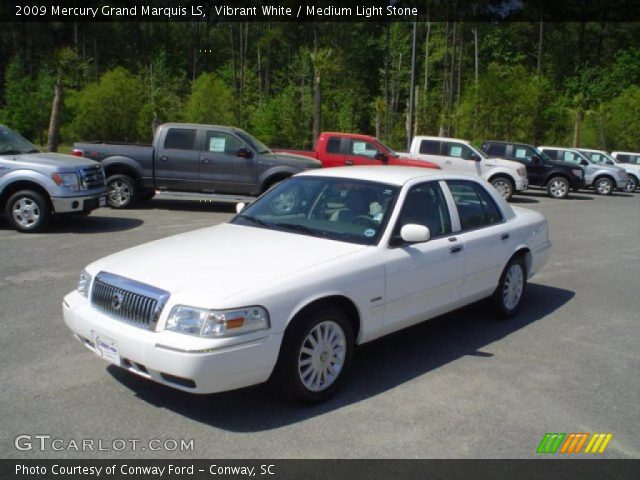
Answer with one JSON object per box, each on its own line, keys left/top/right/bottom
{"left": 275, "top": 132, "right": 439, "bottom": 169}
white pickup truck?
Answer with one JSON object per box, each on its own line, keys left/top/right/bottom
{"left": 403, "top": 136, "right": 528, "bottom": 200}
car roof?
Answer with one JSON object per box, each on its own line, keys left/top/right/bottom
{"left": 611, "top": 151, "right": 640, "bottom": 155}
{"left": 320, "top": 132, "right": 378, "bottom": 141}
{"left": 538, "top": 146, "right": 579, "bottom": 151}
{"left": 297, "top": 165, "right": 475, "bottom": 186}
{"left": 577, "top": 148, "right": 607, "bottom": 153}
{"left": 413, "top": 135, "right": 472, "bottom": 144}
{"left": 483, "top": 140, "right": 535, "bottom": 148}
{"left": 161, "top": 123, "right": 242, "bottom": 133}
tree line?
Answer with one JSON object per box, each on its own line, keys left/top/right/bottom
{"left": 2, "top": 21, "right": 640, "bottom": 152}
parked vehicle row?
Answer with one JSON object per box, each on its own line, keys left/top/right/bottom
{"left": 62, "top": 166, "right": 552, "bottom": 403}
{"left": 578, "top": 149, "right": 640, "bottom": 192}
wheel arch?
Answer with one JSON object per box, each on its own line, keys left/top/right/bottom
{"left": 286, "top": 294, "right": 362, "bottom": 343}
{"left": 0, "top": 180, "right": 52, "bottom": 211}
{"left": 511, "top": 246, "right": 532, "bottom": 276}
{"left": 102, "top": 158, "right": 143, "bottom": 183}
{"left": 543, "top": 171, "right": 571, "bottom": 185}
{"left": 258, "top": 167, "right": 297, "bottom": 193}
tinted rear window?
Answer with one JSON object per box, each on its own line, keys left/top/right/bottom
{"left": 419, "top": 140, "right": 440, "bottom": 155}
{"left": 485, "top": 143, "right": 507, "bottom": 156}
{"left": 164, "top": 128, "right": 197, "bottom": 150}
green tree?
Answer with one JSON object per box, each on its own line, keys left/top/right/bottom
{"left": 604, "top": 86, "right": 640, "bottom": 151}
{"left": 71, "top": 67, "right": 145, "bottom": 141}
{"left": 183, "top": 73, "right": 236, "bottom": 125}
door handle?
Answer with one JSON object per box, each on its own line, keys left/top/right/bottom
{"left": 201, "top": 157, "right": 212, "bottom": 164}
{"left": 501, "top": 233, "right": 510, "bottom": 240}
{"left": 449, "top": 245, "right": 464, "bottom": 254}
{"left": 345, "top": 160, "right": 354, "bottom": 166}
{"left": 159, "top": 155, "right": 169, "bottom": 162}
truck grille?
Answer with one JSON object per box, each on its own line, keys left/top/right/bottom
{"left": 90, "top": 272, "right": 170, "bottom": 330}
{"left": 80, "top": 166, "right": 105, "bottom": 189}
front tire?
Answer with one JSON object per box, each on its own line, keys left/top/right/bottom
{"left": 492, "top": 255, "right": 527, "bottom": 318}
{"left": 5, "top": 190, "right": 51, "bottom": 233}
{"left": 270, "top": 306, "right": 355, "bottom": 403}
{"left": 594, "top": 176, "right": 614, "bottom": 195}
{"left": 546, "top": 176, "right": 570, "bottom": 199}
{"left": 625, "top": 175, "right": 638, "bottom": 193}
{"left": 490, "top": 176, "right": 515, "bottom": 201}
{"left": 106, "top": 174, "right": 137, "bottom": 208}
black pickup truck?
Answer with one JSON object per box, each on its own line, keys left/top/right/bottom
{"left": 481, "top": 140, "right": 585, "bottom": 199}
{"left": 72, "top": 123, "right": 321, "bottom": 208}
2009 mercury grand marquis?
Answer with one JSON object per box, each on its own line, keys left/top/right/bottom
{"left": 63, "top": 166, "right": 551, "bottom": 402}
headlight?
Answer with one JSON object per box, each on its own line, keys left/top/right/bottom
{"left": 516, "top": 167, "right": 526, "bottom": 177}
{"left": 571, "top": 169, "right": 583, "bottom": 177}
{"left": 166, "top": 305, "right": 270, "bottom": 338}
{"left": 52, "top": 172, "right": 80, "bottom": 191}
{"left": 77, "top": 269, "right": 92, "bottom": 297}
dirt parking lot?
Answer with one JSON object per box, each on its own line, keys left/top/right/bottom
{"left": 1, "top": 188, "right": 638, "bottom": 459}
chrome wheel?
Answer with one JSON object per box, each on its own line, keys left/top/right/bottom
{"left": 624, "top": 176, "right": 637, "bottom": 193}
{"left": 12, "top": 197, "right": 40, "bottom": 228}
{"left": 595, "top": 177, "right": 613, "bottom": 195}
{"left": 108, "top": 180, "right": 132, "bottom": 207}
{"left": 548, "top": 178, "right": 569, "bottom": 198}
{"left": 491, "top": 178, "right": 513, "bottom": 200}
{"left": 502, "top": 263, "right": 524, "bottom": 311}
{"left": 298, "top": 320, "right": 346, "bottom": 392}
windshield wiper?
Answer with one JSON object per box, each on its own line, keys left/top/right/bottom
{"left": 26, "top": 149, "right": 40, "bottom": 153}
{"left": 235, "top": 214, "right": 269, "bottom": 227}
{"left": 274, "top": 222, "right": 325, "bottom": 237}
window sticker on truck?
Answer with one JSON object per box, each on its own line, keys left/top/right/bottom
{"left": 209, "top": 137, "right": 226, "bottom": 153}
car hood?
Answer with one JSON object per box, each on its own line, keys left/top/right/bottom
{"left": 264, "top": 152, "right": 321, "bottom": 169}
{"left": 10, "top": 152, "right": 100, "bottom": 169}
{"left": 484, "top": 157, "right": 525, "bottom": 170}
{"left": 87, "top": 223, "right": 366, "bottom": 304}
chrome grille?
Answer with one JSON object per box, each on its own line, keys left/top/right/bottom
{"left": 90, "top": 272, "right": 170, "bottom": 330}
{"left": 80, "top": 165, "right": 105, "bottom": 189}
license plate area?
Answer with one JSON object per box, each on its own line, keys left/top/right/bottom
{"left": 93, "top": 333, "right": 120, "bottom": 365}
{"left": 99, "top": 196, "right": 107, "bottom": 207}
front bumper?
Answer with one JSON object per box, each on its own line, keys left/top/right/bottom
{"left": 515, "top": 178, "right": 528, "bottom": 191}
{"left": 51, "top": 191, "right": 107, "bottom": 213}
{"left": 62, "top": 291, "right": 281, "bottom": 394}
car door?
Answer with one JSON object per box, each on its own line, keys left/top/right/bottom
{"left": 154, "top": 127, "right": 202, "bottom": 190}
{"left": 342, "top": 139, "right": 384, "bottom": 166}
{"left": 382, "top": 181, "right": 464, "bottom": 333}
{"left": 320, "top": 136, "right": 346, "bottom": 167}
{"left": 513, "top": 145, "right": 544, "bottom": 186}
{"left": 197, "top": 130, "right": 256, "bottom": 194}
{"left": 444, "top": 180, "right": 513, "bottom": 302}
{"left": 442, "top": 141, "right": 482, "bottom": 176}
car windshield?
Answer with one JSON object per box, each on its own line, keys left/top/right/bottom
{"left": 471, "top": 144, "right": 488, "bottom": 159}
{"left": 235, "top": 130, "right": 271, "bottom": 155}
{"left": 0, "top": 127, "right": 40, "bottom": 155}
{"left": 231, "top": 176, "right": 400, "bottom": 245}
{"left": 377, "top": 139, "right": 399, "bottom": 157}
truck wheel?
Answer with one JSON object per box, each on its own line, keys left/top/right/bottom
{"left": 270, "top": 306, "right": 355, "bottom": 403}
{"left": 625, "top": 175, "right": 637, "bottom": 193}
{"left": 490, "top": 176, "right": 514, "bottom": 201}
{"left": 594, "top": 176, "right": 614, "bottom": 195}
{"left": 106, "top": 174, "right": 137, "bottom": 208}
{"left": 5, "top": 190, "right": 51, "bottom": 233}
{"left": 546, "top": 176, "right": 570, "bottom": 199}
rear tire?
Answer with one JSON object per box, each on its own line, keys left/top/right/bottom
{"left": 594, "top": 176, "right": 614, "bottom": 195}
{"left": 106, "top": 174, "right": 137, "bottom": 208}
{"left": 546, "top": 176, "right": 570, "bottom": 199}
{"left": 270, "top": 306, "right": 355, "bottom": 403}
{"left": 5, "top": 190, "right": 51, "bottom": 233}
{"left": 492, "top": 255, "right": 527, "bottom": 318}
{"left": 490, "top": 176, "right": 515, "bottom": 201}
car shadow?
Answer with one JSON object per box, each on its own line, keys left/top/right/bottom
{"left": 133, "top": 199, "right": 238, "bottom": 214}
{"left": 0, "top": 215, "right": 143, "bottom": 233}
{"left": 519, "top": 189, "right": 595, "bottom": 201}
{"left": 509, "top": 196, "right": 539, "bottom": 204}
{"left": 107, "top": 283, "right": 574, "bottom": 432}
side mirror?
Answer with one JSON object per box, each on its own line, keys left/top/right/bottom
{"left": 400, "top": 224, "right": 431, "bottom": 243}
{"left": 235, "top": 202, "right": 246, "bottom": 214}
{"left": 470, "top": 153, "right": 481, "bottom": 162}
{"left": 236, "top": 147, "right": 253, "bottom": 158}
{"left": 532, "top": 155, "right": 542, "bottom": 164}
{"left": 374, "top": 152, "right": 388, "bottom": 162}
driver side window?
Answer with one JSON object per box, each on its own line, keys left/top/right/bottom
{"left": 348, "top": 140, "right": 380, "bottom": 158}
{"left": 205, "top": 132, "right": 244, "bottom": 155}
{"left": 394, "top": 182, "right": 452, "bottom": 238}
{"left": 445, "top": 142, "right": 474, "bottom": 160}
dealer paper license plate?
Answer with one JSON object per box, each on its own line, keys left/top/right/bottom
{"left": 93, "top": 334, "right": 120, "bottom": 365}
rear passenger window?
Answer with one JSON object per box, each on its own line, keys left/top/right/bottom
{"left": 326, "top": 137, "right": 341, "bottom": 154}
{"left": 616, "top": 154, "right": 630, "bottom": 163}
{"left": 543, "top": 149, "right": 559, "bottom": 161}
{"left": 164, "top": 128, "right": 197, "bottom": 150}
{"left": 485, "top": 144, "right": 506, "bottom": 156}
{"left": 419, "top": 140, "right": 441, "bottom": 155}
{"left": 447, "top": 180, "right": 503, "bottom": 230}
{"left": 563, "top": 152, "right": 582, "bottom": 165}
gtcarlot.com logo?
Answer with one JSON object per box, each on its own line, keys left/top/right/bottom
{"left": 536, "top": 433, "right": 613, "bottom": 454}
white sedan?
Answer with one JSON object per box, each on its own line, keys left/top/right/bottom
{"left": 63, "top": 167, "right": 551, "bottom": 402}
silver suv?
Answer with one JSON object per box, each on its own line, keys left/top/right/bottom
{"left": 0, "top": 125, "right": 107, "bottom": 232}
{"left": 538, "top": 146, "right": 628, "bottom": 195}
